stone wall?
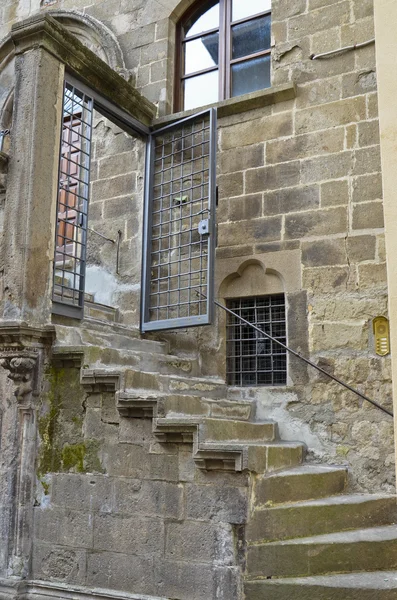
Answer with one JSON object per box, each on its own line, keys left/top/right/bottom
{"left": 0, "top": 0, "right": 392, "bottom": 500}
{"left": 32, "top": 364, "right": 247, "bottom": 599}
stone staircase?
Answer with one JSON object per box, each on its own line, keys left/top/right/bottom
{"left": 245, "top": 465, "right": 397, "bottom": 599}
{"left": 51, "top": 314, "right": 397, "bottom": 599}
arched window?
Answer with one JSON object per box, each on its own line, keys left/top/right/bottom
{"left": 176, "top": 0, "right": 271, "bottom": 111}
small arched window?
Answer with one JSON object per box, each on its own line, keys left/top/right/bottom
{"left": 176, "top": 0, "right": 271, "bottom": 111}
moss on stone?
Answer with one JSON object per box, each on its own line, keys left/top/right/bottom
{"left": 37, "top": 364, "right": 104, "bottom": 476}
{"left": 84, "top": 439, "right": 104, "bottom": 474}
{"left": 62, "top": 443, "right": 86, "bottom": 473}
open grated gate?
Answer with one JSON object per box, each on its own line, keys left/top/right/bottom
{"left": 141, "top": 109, "right": 217, "bottom": 331}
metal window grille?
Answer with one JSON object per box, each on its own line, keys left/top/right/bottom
{"left": 52, "top": 81, "right": 93, "bottom": 317}
{"left": 141, "top": 108, "right": 217, "bottom": 331}
{"left": 226, "top": 295, "right": 287, "bottom": 386}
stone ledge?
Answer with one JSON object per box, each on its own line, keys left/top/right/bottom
{"left": 0, "top": 322, "right": 55, "bottom": 349}
{"left": 153, "top": 83, "right": 297, "bottom": 129}
{"left": 0, "top": 579, "right": 167, "bottom": 600}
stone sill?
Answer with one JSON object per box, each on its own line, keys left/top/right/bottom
{"left": 153, "top": 83, "right": 296, "bottom": 129}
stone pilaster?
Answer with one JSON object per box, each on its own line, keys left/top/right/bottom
{"left": 1, "top": 36, "right": 64, "bottom": 324}
{"left": 0, "top": 325, "right": 54, "bottom": 579}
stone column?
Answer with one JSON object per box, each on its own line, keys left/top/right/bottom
{"left": 2, "top": 21, "right": 64, "bottom": 325}
{"left": 374, "top": 1, "right": 397, "bottom": 487}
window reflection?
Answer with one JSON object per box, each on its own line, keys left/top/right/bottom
{"left": 232, "top": 0, "right": 271, "bottom": 22}
{"left": 186, "top": 3, "right": 219, "bottom": 37}
{"left": 185, "top": 34, "right": 219, "bottom": 74}
{"left": 184, "top": 71, "right": 219, "bottom": 110}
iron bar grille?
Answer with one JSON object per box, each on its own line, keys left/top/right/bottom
{"left": 52, "top": 81, "right": 93, "bottom": 314}
{"left": 142, "top": 109, "right": 216, "bottom": 331}
{"left": 226, "top": 295, "right": 287, "bottom": 386}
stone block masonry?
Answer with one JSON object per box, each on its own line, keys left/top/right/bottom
{"left": 0, "top": 0, "right": 394, "bottom": 599}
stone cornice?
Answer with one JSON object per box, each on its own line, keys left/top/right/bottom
{"left": 10, "top": 14, "right": 156, "bottom": 126}
{"left": 0, "top": 322, "right": 55, "bottom": 350}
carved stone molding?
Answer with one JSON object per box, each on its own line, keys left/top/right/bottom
{"left": 0, "top": 323, "right": 55, "bottom": 405}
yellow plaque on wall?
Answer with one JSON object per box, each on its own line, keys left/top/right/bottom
{"left": 373, "top": 316, "right": 390, "bottom": 356}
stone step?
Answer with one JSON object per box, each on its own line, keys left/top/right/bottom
{"left": 54, "top": 322, "right": 168, "bottom": 354}
{"left": 53, "top": 344, "right": 198, "bottom": 377}
{"left": 247, "top": 494, "right": 397, "bottom": 542}
{"left": 123, "top": 368, "right": 226, "bottom": 397}
{"left": 244, "top": 571, "right": 397, "bottom": 600}
{"left": 84, "top": 299, "right": 119, "bottom": 323}
{"left": 246, "top": 524, "right": 397, "bottom": 579}
{"left": 253, "top": 465, "right": 348, "bottom": 505}
{"left": 154, "top": 417, "right": 277, "bottom": 443}
{"left": 194, "top": 441, "right": 305, "bottom": 473}
{"left": 117, "top": 392, "right": 253, "bottom": 421}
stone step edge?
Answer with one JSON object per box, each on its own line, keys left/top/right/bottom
{"left": 252, "top": 464, "right": 349, "bottom": 505}
{"left": 244, "top": 570, "right": 397, "bottom": 590}
{"left": 193, "top": 441, "right": 306, "bottom": 473}
{"left": 116, "top": 391, "right": 253, "bottom": 420}
{"left": 248, "top": 523, "right": 397, "bottom": 549}
{"left": 252, "top": 493, "right": 397, "bottom": 511}
{"left": 54, "top": 320, "right": 169, "bottom": 352}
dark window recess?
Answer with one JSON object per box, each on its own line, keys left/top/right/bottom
{"left": 52, "top": 80, "right": 93, "bottom": 318}
{"left": 226, "top": 294, "right": 287, "bottom": 386}
{"left": 177, "top": 0, "right": 271, "bottom": 111}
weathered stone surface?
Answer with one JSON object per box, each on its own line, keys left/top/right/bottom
{"left": 245, "top": 162, "right": 301, "bottom": 194}
{"left": 86, "top": 551, "right": 156, "bottom": 595}
{"left": 34, "top": 507, "right": 93, "bottom": 548}
{"left": 221, "top": 112, "right": 293, "bottom": 149}
{"left": 220, "top": 145, "right": 264, "bottom": 173}
{"left": 114, "top": 479, "right": 183, "bottom": 518}
{"left": 285, "top": 207, "right": 347, "bottom": 239}
{"left": 186, "top": 485, "right": 247, "bottom": 524}
{"left": 228, "top": 195, "right": 262, "bottom": 221}
{"left": 266, "top": 129, "right": 344, "bottom": 164}
{"left": 263, "top": 186, "right": 319, "bottom": 215}
{"left": 302, "top": 239, "right": 346, "bottom": 267}
{"left": 352, "top": 202, "right": 384, "bottom": 230}
{"left": 165, "top": 521, "right": 234, "bottom": 564}
{"left": 353, "top": 173, "right": 383, "bottom": 203}
{"left": 218, "top": 217, "right": 282, "bottom": 247}
{"left": 321, "top": 180, "right": 349, "bottom": 207}
{"left": 295, "top": 97, "right": 366, "bottom": 134}
{"left": 301, "top": 151, "right": 352, "bottom": 184}
{"left": 93, "top": 513, "right": 164, "bottom": 554}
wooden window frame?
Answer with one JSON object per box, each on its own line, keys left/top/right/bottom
{"left": 175, "top": 0, "right": 272, "bottom": 112}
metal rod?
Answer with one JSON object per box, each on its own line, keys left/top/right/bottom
{"left": 311, "top": 39, "right": 375, "bottom": 60}
{"left": 209, "top": 294, "right": 393, "bottom": 418}
{"left": 87, "top": 226, "right": 115, "bottom": 243}
{"left": 116, "top": 229, "right": 122, "bottom": 275}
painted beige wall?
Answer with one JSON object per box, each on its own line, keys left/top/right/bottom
{"left": 374, "top": 0, "right": 397, "bottom": 483}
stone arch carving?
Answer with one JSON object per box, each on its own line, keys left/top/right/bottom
{"left": 46, "top": 10, "right": 125, "bottom": 70}
{"left": 0, "top": 9, "right": 126, "bottom": 141}
{"left": 219, "top": 258, "right": 285, "bottom": 300}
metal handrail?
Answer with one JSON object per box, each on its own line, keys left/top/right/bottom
{"left": 214, "top": 297, "right": 393, "bottom": 418}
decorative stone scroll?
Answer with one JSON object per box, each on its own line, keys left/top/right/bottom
{"left": 0, "top": 354, "right": 37, "bottom": 404}
{"left": 0, "top": 324, "right": 55, "bottom": 404}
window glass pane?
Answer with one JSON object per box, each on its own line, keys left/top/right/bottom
{"left": 232, "top": 0, "right": 271, "bottom": 21}
{"left": 184, "top": 71, "right": 219, "bottom": 110}
{"left": 184, "top": 33, "right": 219, "bottom": 75}
{"left": 232, "top": 15, "right": 271, "bottom": 60}
{"left": 231, "top": 54, "right": 271, "bottom": 97}
{"left": 186, "top": 3, "right": 219, "bottom": 37}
